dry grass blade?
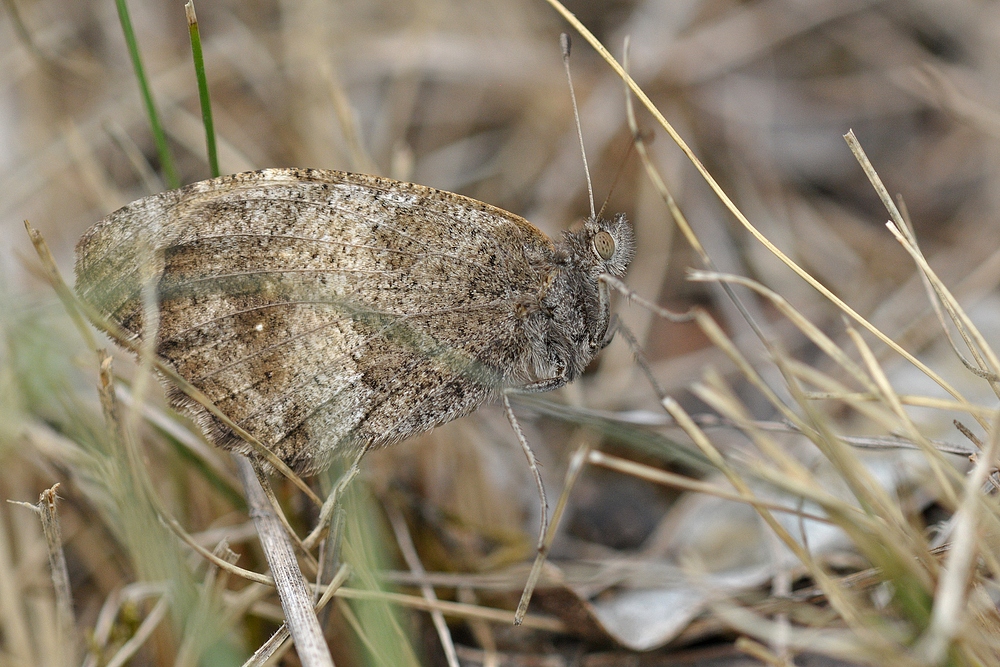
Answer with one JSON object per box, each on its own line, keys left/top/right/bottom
{"left": 692, "top": 269, "right": 970, "bottom": 498}
{"left": 587, "top": 449, "right": 831, "bottom": 523}
{"left": 328, "top": 586, "right": 565, "bottom": 631}
{"left": 387, "top": 506, "right": 459, "bottom": 667}
{"left": 103, "top": 597, "right": 171, "bottom": 667}
{"left": 915, "top": 413, "right": 1000, "bottom": 662}
{"left": 847, "top": 130, "right": 1000, "bottom": 393}
{"left": 844, "top": 325, "right": 961, "bottom": 509}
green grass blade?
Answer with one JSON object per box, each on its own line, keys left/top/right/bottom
{"left": 113, "top": 0, "right": 179, "bottom": 189}
{"left": 185, "top": 1, "right": 219, "bottom": 178}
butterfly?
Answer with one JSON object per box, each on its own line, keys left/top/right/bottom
{"left": 74, "top": 168, "right": 634, "bottom": 474}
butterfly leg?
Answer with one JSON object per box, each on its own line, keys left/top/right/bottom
{"left": 600, "top": 273, "right": 695, "bottom": 323}
{"left": 501, "top": 390, "right": 549, "bottom": 549}
{"left": 601, "top": 313, "right": 620, "bottom": 348}
{"left": 613, "top": 319, "right": 669, "bottom": 400}
{"left": 515, "top": 363, "right": 570, "bottom": 394}
{"left": 501, "top": 389, "right": 549, "bottom": 625}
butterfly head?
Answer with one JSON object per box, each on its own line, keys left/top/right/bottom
{"left": 585, "top": 213, "right": 634, "bottom": 278}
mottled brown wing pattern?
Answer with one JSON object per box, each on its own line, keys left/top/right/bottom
{"left": 75, "top": 168, "right": 556, "bottom": 473}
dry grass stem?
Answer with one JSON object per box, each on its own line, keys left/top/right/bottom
{"left": 233, "top": 455, "right": 334, "bottom": 667}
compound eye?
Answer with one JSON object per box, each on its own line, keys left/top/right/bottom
{"left": 594, "top": 230, "right": 616, "bottom": 260}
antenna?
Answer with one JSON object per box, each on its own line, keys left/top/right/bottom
{"left": 561, "top": 33, "right": 595, "bottom": 220}
{"left": 596, "top": 137, "right": 636, "bottom": 221}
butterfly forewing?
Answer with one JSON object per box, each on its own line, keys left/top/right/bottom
{"left": 75, "top": 168, "right": 555, "bottom": 473}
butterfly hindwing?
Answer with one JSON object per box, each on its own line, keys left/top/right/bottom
{"left": 75, "top": 168, "right": 555, "bottom": 473}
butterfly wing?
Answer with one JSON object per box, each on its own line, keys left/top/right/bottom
{"left": 75, "top": 168, "right": 554, "bottom": 473}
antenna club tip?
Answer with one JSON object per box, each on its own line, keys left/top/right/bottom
{"left": 560, "top": 33, "right": 571, "bottom": 58}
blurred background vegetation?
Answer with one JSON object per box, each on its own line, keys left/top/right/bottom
{"left": 2, "top": 0, "right": 1000, "bottom": 665}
